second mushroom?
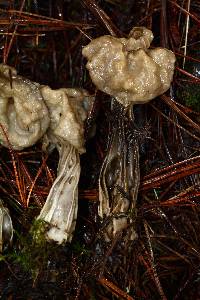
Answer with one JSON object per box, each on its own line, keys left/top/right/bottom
{"left": 37, "top": 86, "right": 92, "bottom": 244}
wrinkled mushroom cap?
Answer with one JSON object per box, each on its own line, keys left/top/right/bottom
{"left": 82, "top": 27, "right": 176, "bottom": 107}
{"left": 0, "top": 64, "right": 50, "bottom": 149}
{"left": 40, "top": 86, "right": 92, "bottom": 153}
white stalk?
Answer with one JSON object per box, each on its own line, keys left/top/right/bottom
{"left": 38, "top": 142, "right": 80, "bottom": 243}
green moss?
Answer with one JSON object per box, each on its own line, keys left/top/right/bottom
{"left": 11, "top": 220, "right": 58, "bottom": 279}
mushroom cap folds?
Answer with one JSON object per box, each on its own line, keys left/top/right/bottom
{"left": 40, "top": 86, "right": 90, "bottom": 153}
{"left": 0, "top": 64, "right": 50, "bottom": 149}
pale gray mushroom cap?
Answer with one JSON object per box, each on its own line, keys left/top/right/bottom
{"left": 82, "top": 27, "right": 176, "bottom": 107}
{"left": 40, "top": 86, "right": 92, "bottom": 153}
{"left": 0, "top": 64, "right": 50, "bottom": 149}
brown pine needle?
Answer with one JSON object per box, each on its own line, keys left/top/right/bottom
{"left": 98, "top": 277, "right": 134, "bottom": 300}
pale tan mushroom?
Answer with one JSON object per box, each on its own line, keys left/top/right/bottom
{"left": 37, "top": 87, "right": 92, "bottom": 244}
{"left": 82, "top": 27, "right": 175, "bottom": 107}
{"left": 82, "top": 27, "right": 176, "bottom": 240}
{"left": 0, "top": 64, "right": 50, "bottom": 149}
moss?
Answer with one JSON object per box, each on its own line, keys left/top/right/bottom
{"left": 11, "top": 220, "right": 58, "bottom": 279}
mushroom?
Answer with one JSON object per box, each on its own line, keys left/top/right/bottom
{"left": 0, "top": 63, "right": 93, "bottom": 244}
{"left": 37, "top": 87, "right": 92, "bottom": 244}
{"left": 82, "top": 27, "right": 175, "bottom": 240}
{"left": 82, "top": 26, "right": 175, "bottom": 107}
{"left": 0, "top": 200, "right": 13, "bottom": 252}
{"left": 0, "top": 64, "right": 50, "bottom": 149}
